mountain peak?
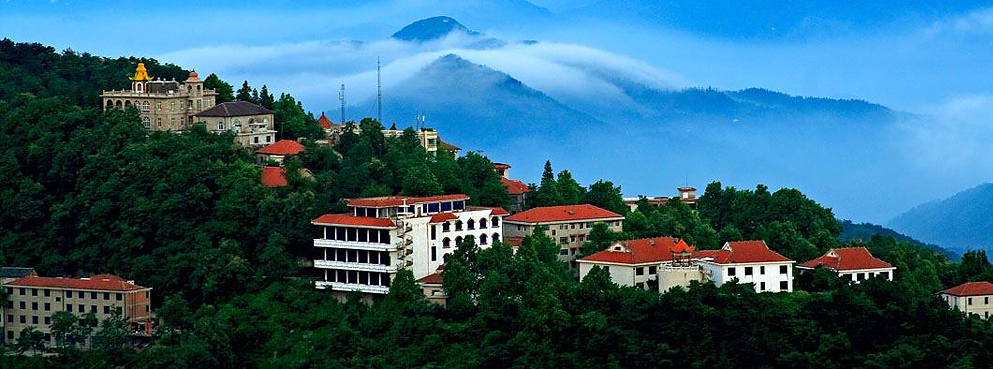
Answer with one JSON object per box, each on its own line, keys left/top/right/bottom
{"left": 391, "top": 16, "right": 479, "bottom": 42}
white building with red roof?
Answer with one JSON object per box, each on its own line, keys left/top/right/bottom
{"left": 311, "top": 194, "right": 508, "bottom": 296}
{"left": 695, "top": 241, "right": 796, "bottom": 292}
{"left": 578, "top": 237, "right": 704, "bottom": 291}
{"left": 797, "top": 247, "right": 895, "bottom": 283}
{"left": 503, "top": 204, "right": 624, "bottom": 266}
{"left": 940, "top": 281, "right": 993, "bottom": 319}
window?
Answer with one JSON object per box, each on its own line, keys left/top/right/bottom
{"left": 442, "top": 238, "right": 451, "bottom": 248}
{"left": 19, "top": 301, "right": 25, "bottom": 309}
{"left": 78, "top": 305, "right": 84, "bottom": 312}
{"left": 91, "top": 292, "right": 97, "bottom": 299}
{"left": 559, "top": 249, "right": 569, "bottom": 255}
{"left": 636, "top": 282, "right": 645, "bottom": 289}
{"left": 117, "top": 293, "right": 122, "bottom": 301}
{"left": 19, "top": 288, "right": 25, "bottom": 295}
{"left": 431, "top": 225, "right": 437, "bottom": 240}
{"left": 559, "top": 237, "right": 568, "bottom": 245}
{"left": 254, "top": 137, "right": 259, "bottom": 144}
{"left": 91, "top": 305, "right": 96, "bottom": 313}
{"left": 32, "top": 302, "right": 37, "bottom": 310}
{"left": 480, "top": 218, "right": 488, "bottom": 229}
{"left": 44, "top": 303, "right": 50, "bottom": 311}
{"left": 442, "top": 222, "right": 450, "bottom": 232}
{"left": 455, "top": 221, "right": 463, "bottom": 231}
{"left": 266, "top": 136, "right": 272, "bottom": 143}
{"left": 492, "top": 217, "right": 499, "bottom": 227}
{"left": 104, "top": 292, "right": 110, "bottom": 300}
{"left": 780, "top": 281, "right": 788, "bottom": 290}
{"left": 760, "top": 266, "right": 765, "bottom": 275}
{"left": 728, "top": 267, "right": 736, "bottom": 276}
{"left": 760, "top": 282, "right": 766, "bottom": 291}
{"left": 467, "top": 219, "right": 475, "bottom": 230}
{"left": 32, "top": 289, "right": 38, "bottom": 296}
{"left": 104, "top": 306, "right": 111, "bottom": 314}
{"left": 32, "top": 316, "right": 38, "bottom": 324}
{"left": 780, "top": 265, "right": 788, "bottom": 274}
{"left": 745, "top": 267, "right": 753, "bottom": 276}
{"left": 431, "top": 247, "right": 437, "bottom": 262}
{"left": 67, "top": 305, "right": 72, "bottom": 312}
{"left": 968, "top": 298, "right": 973, "bottom": 306}
{"left": 492, "top": 233, "right": 500, "bottom": 243}
{"left": 218, "top": 122, "right": 224, "bottom": 130}
{"left": 44, "top": 290, "right": 50, "bottom": 297}
{"left": 649, "top": 266, "right": 657, "bottom": 274}
{"left": 636, "top": 267, "right": 644, "bottom": 276}
{"left": 20, "top": 315, "right": 25, "bottom": 323}
{"left": 480, "top": 234, "right": 488, "bottom": 245}
{"left": 45, "top": 317, "right": 51, "bottom": 325}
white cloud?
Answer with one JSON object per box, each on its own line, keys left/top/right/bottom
{"left": 923, "top": 7, "right": 993, "bottom": 36}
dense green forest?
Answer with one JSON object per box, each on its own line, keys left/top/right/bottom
{"left": 2, "top": 40, "right": 993, "bottom": 368}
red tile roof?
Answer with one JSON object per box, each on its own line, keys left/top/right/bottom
{"left": 505, "top": 204, "right": 623, "bottom": 224}
{"left": 417, "top": 272, "right": 444, "bottom": 285}
{"left": 439, "top": 140, "right": 460, "bottom": 152}
{"left": 582, "top": 237, "right": 695, "bottom": 265}
{"left": 941, "top": 281, "right": 993, "bottom": 297}
{"left": 501, "top": 177, "right": 531, "bottom": 195}
{"left": 261, "top": 167, "right": 288, "bottom": 188}
{"left": 347, "top": 194, "right": 469, "bottom": 207}
{"left": 799, "top": 247, "right": 893, "bottom": 271}
{"left": 6, "top": 275, "right": 147, "bottom": 291}
{"left": 312, "top": 214, "right": 396, "bottom": 228}
{"left": 493, "top": 163, "right": 510, "bottom": 170}
{"left": 257, "top": 140, "right": 305, "bottom": 155}
{"left": 467, "top": 206, "right": 510, "bottom": 216}
{"left": 429, "top": 213, "right": 458, "bottom": 223}
{"left": 697, "top": 241, "right": 793, "bottom": 264}
{"left": 317, "top": 112, "right": 334, "bottom": 129}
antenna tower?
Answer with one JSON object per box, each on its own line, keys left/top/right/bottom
{"left": 339, "top": 83, "right": 345, "bottom": 124}
{"left": 377, "top": 57, "right": 382, "bottom": 123}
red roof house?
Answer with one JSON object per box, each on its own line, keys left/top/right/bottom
{"left": 6, "top": 275, "right": 148, "bottom": 291}
{"left": 505, "top": 204, "right": 623, "bottom": 224}
{"left": 347, "top": 194, "right": 469, "bottom": 207}
{"left": 257, "top": 139, "right": 305, "bottom": 156}
{"left": 317, "top": 112, "right": 335, "bottom": 130}
{"left": 581, "top": 237, "right": 695, "bottom": 265}
{"left": 695, "top": 241, "right": 793, "bottom": 264}
{"left": 940, "top": 281, "right": 993, "bottom": 297}
{"left": 501, "top": 177, "right": 531, "bottom": 195}
{"left": 799, "top": 247, "right": 894, "bottom": 272}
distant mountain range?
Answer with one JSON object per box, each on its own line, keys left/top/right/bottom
{"left": 840, "top": 220, "right": 958, "bottom": 259}
{"left": 888, "top": 183, "right": 993, "bottom": 254}
{"left": 391, "top": 16, "right": 479, "bottom": 42}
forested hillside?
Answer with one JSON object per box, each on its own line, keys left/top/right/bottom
{"left": 2, "top": 40, "right": 993, "bottom": 368}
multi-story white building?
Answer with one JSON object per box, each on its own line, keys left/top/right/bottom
{"left": 578, "top": 237, "right": 702, "bottom": 291}
{"left": 311, "top": 194, "right": 507, "bottom": 296}
{"left": 503, "top": 204, "right": 624, "bottom": 266}
{"left": 695, "top": 241, "right": 795, "bottom": 293}
{"left": 797, "top": 247, "right": 895, "bottom": 283}
{"left": 940, "top": 281, "right": 993, "bottom": 320}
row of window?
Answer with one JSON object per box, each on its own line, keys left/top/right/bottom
{"left": 727, "top": 265, "right": 790, "bottom": 277}
{"left": 557, "top": 234, "right": 588, "bottom": 245}
{"left": 322, "top": 248, "right": 391, "bottom": 265}
{"left": 319, "top": 226, "right": 392, "bottom": 245}
{"left": 515, "top": 220, "right": 620, "bottom": 232}
{"left": 106, "top": 98, "right": 211, "bottom": 112}
{"left": 848, "top": 271, "right": 890, "bottom": 281}
{"left": 439, "top": 217, "right": 500, "bottom": 233}
{"left": 440, "top": 233, "right": 500, "bottom": 249}
{"left": 6, "top": 287, "right": 124, "bottom": 301}
{"left": 323, "top": 269, "right": 391, "bottom": 287}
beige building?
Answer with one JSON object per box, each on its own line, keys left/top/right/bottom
{"left": 940, "top": 281, "right": 993, "bottom": 319}
{"left": 578, "top": 237, "right": 704, "bottom": 291}
{"left": 3, "top": 274, "right": 152, "bottom": 347}
{"left": 503, "top": 204, "right": 624, "bottom": 266}
{"left": 102, "top": 63, "right": 217, "bottom": 131}
{"left": 624, "top": 187, "right": 699, "bottom": 212}
{"left": 193, "top": 101, "right": 276, "bottom": 147}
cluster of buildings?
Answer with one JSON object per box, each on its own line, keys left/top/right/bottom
{"left": 2, "top": 269, "right": 153, "bottom": 347}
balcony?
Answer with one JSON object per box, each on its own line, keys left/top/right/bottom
{"left": 314, "top": 259, "right": 397, "bottom": 273}
{"left": 315, "top": 281, "right": 390, "bottom": 294}
{"left": 314, "top": 238, "right": 396, "bottom": 251}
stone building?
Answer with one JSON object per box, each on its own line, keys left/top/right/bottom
{"left": 193, "top": 101, "right": 276, "bottom": 147}
{"left": 102, "top": 63, "right": 217, "bottom": 131}
{"left": 3, "top": 274, "right": 152, "bottom": 347}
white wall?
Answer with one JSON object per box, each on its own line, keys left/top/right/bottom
{"left": 702, "top": 261, "right": 794, "bottom": 292}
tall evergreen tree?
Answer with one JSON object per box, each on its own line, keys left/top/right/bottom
{"left": 235, "top": 81, "right": 253, "bottom": 102}
{"left": 533, "top": 160, "right": 562, "bottom": 207}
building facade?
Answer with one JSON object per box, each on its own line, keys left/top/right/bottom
{"left": 493, "top": 163, "right": 530, "bottom": 213}
{"left": 3, "top": 274, "right": 152, "bottom": 346}
{"left": 311, "top": 195, "right": 508, "bottom": 296}
{"left": 695, "top": 241, "right": 795, "bottom": 293}
{"left": 193, "top": 101, "right": 276, "bottom": 147}
{"left": 102, "top": 64, "right": 217, "bottom": 131}
{"left": 940, "top": 281, "right": 993, "bottom": 319}
{"left": 578, "top": 237, "right": 703, "bottom": 291}
{"left": 503, "top": 204, "right": 624, "bottom": 266}
{"left": 624, "top": 187, "right": 699, "bottom": 212}
{"left": 798, "top": 247, "right": 895, "bottom": 283}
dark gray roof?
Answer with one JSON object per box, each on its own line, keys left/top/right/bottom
{"left": 195, "top": 101, "right": 273, "bottom": 117}
{"left": 147, "top": 80, "right": 180, "bottom": 93}
{"left": 0, "top": 267, "right": 36, "bottom": 278}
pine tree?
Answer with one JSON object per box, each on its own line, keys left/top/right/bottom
{"left": 235, "top": 80, "right": 253, "bottom": 102}
{"left": 534, "top": 160, "right": 562, "bottom": 207}
{"left": 259, "top": 85, "right": 275, "bottom": 109}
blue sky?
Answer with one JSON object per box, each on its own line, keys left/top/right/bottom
{"left": 3, "top": 0, "right": 993, "bottom": 223}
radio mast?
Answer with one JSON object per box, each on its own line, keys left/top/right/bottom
{"left": 377, "top": 57, "right": 382, "bottom": 123}
{"left": 338, "top": 82, "right": 345, "bottom": 124}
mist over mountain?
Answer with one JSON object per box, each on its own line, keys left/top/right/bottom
{"left": 391, "top": 16, "right": 480, "bottom": 42}
{"left": 888, "top": 183, "right": 993, "bottom": 254}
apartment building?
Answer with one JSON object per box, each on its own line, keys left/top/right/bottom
{"left": 3, "top": 274, "right": 152, "bottom": 346}
{"left": 695, "top": 241, "right": 795, "bottom": 293}
{"left": 503, "top": 204, "right": 624, "bottom": 266}
{"left": 311, "top": 194, "right": 508, "bottom": 297}
{"left": 940, "top": 281, "right": 993, "bottom": 319}
{"left": 798, "top": 247, "right": 895, "bottom": 283}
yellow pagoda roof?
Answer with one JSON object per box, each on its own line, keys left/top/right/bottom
{"left": 130, "top": 63, "right": 151, "bottom": 81}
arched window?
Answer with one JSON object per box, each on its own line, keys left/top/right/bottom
{"left": 492, "top": 217, "right": 500, "bottom": 227}
{"left": 480, "top": 234, "right": 488, "bottom": 245}
{"left": 196, "top": 85, "right": 201, "bottom": 92}
{"left": 455, "top": 236, "right": 463, "bottom": 245}
{"left": 492, "top": 233, "right": 500, "bottom": 243}
{"left": 115, "top": 100, "right": 122, "bottom": 109}
{"left": 480, "top": 218, "right": 488, "bottom": 229}
{"left": 142, "top": 101, "right": 149, "bottom": 111}
{"left": 142, "top": 117, "right": 150, "bottom": 128}
{"left": 455, "top": 220, "right": 463, "bottom": 231}
{"left": 442, "top": 238, "right": 451, "bottom": 248}
{"left": 467, "top": 219, "right": 475, "bottom": 230}
{"left": 104, "top": 100, "right": 112, "bottom": 110}
{"left": 442, "top": 222, "right": 450, "bottom": 232}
